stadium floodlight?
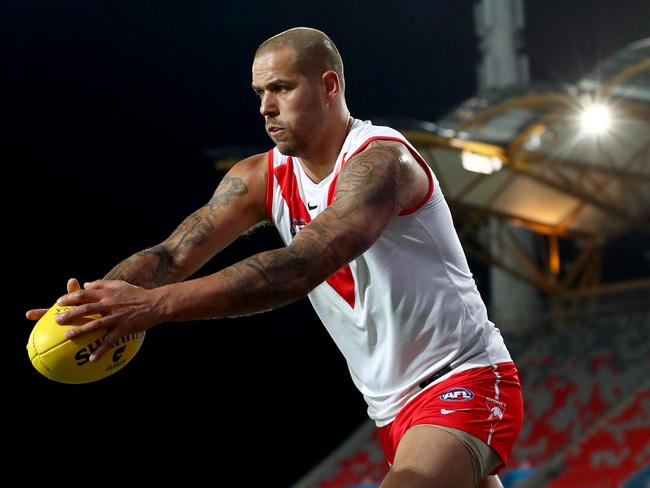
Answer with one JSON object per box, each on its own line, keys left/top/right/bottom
{"left": 461, "top": 150, "right": 503, "bottom": 174}
{"left": 579, "top": 102, "right": 612, "bottom": 135}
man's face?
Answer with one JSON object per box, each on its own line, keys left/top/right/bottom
{"left": 252, "top": 48, "right": 325, "bottom": 156}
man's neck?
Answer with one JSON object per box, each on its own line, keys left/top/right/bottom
{"left": 299, "top": 114, "right": 353, "bottom": 183}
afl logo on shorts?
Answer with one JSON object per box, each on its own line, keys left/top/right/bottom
{"left": 440, "top": 387, "right": 474, "bottom": 401}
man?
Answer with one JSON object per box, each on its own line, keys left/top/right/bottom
{"left": 27, "top": 27, "right": 523, "bottom": 487}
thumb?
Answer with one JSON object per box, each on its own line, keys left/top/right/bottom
{"left": 67, "top": 277, "right": 81, "bottom": 293}
{"left": 26, "top": 309, "right": 48, "bottom": 321}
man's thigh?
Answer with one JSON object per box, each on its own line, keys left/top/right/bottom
{"left": 379, "top": 425, "right": 475, "bottom": 488}
{"left": 380, "top": 425, "right": 504, "bottom": 488}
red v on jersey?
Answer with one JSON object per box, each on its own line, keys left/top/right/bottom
{"left": 271, "top": 154, "right": 356, "bottom": 308}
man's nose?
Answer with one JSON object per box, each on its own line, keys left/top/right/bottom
{"left": 260, "top": 93, "right": 279, "bottom": 117}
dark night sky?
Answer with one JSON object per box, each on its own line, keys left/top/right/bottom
{"left": 6, "top": 0, "right": 649, "bottom": 484}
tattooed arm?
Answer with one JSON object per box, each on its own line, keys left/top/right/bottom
{"left": 26, "top": 153, "right": 266, "bottom": 324}
{"left": 103, "top": 153, "right": 268, "bottom": 288}
{"left": 57, "top": 140, "right": 429, "bottom": 357}
{"left": 193, "top": 140, "right": 425, "bottom": 316}
{"left": 177, "top": 141, "right": 421, "bottom": 316}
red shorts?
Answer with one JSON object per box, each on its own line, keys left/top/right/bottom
{"left": 378, "top": 362, "right": 523, "bottom": 474}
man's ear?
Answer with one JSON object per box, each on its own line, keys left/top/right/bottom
{"left": 321, "top": 70, "right": 341, "bottom": 102}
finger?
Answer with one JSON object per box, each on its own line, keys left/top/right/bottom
{"left": 84, "top": 280, "right": 110, "bottom": 290}
{"left": 56, "top": 289, "right": 101, "bottom": 306}
{"left": 67, "top": 278, "right": 81, "bottom": 293}
{"left": 91, "top": 328, "right": 126, "bottom": 362}
{"left": 56, "top": 303, "right": 103, "bottom": 326}
{"left": 63, "top": 316, "right": 107, "bottom": 340}
{"left": 89, "top": 340, "right": 112, "bottom": 362}
{"left": 26, "top": 309, "right": 48, "bottom": 320}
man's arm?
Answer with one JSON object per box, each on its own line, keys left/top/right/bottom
{"left": 168, "top": 140, "right": 415, "bottom": 317}
{"left": 26, "top": 152, "right": 266, "bottom": 322}
{"left": 104, "top": 153, "right": 268, "bottom": 288}
{"left": 57, "top": 141, "right": 426, "bottom": 359}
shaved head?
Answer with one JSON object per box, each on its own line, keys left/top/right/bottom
{"left": 255, "top": 27, "right": 345, "bottom": 92}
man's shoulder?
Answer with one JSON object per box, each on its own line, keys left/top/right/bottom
{"left": 239, "top": 151, "right": 269, "bottom": 166}
{"left": 226, "top": 151, "right": 269, "bottom": 194}
{"left": 349, "top": 119, "right": 407, "bottom": 147}
{"left": 233, "top": 151, "right": 269, "bottom": 174}
{"left": 344, "top": 119, "right": 413, "bottom": 162}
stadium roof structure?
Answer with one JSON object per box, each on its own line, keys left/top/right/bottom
{"left": 392, "top": 38, "right": 650, "bottom": 293}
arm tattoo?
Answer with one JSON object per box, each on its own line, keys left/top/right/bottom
{"left": 105, "top": 175, "right": 249, "bottom": 288}
{"left": 333, "top": 144, "right": 405, "bottom": 219}
{"left": 294, "top": 144, "right": 406, "bottom": 276}
{"left": 208, "top": 176, "right": 248, "bottom": 210}
{"left": 104, "top": 245, "right": 177, "bottom": 288}
{"left": 174, "top": 176, "right": 249, "bottom": 248}
{"left": 171, "top": 211, "right": 215, "bottom": 248}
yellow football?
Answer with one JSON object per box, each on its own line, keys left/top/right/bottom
{"left": 27, "top": 304, "right": 145, "bottom": 384}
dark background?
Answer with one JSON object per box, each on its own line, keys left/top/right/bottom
{"left": 5, "top": 0, "right": 649, "bottom": 483}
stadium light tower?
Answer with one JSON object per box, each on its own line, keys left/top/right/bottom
{"left": 474, "top": 0, "right": 539, "bottom": 332}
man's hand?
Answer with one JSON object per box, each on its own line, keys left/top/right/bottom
{"left": 26, "top": 278, "right": 81, "bottom": 321}
{"left": 54, "top": 280, "right": 162, "bottom": 362}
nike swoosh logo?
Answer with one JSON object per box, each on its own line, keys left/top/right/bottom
{"left": 307, "top": 203, "right": 317, "bottom": 210}
{"left": 440, "top": 408, "right": 472, "bottom": 415}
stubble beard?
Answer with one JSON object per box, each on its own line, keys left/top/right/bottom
{"left": 273, "top": 129, "right": 308, "bottom": 157}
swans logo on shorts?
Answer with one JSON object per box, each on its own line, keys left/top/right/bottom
{"left": 440, "top": 387, "right": 474, "bottom": 401}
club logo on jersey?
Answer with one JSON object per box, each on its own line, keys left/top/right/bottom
{"left": 290, "top": 217, "right": 307, "bottom": 237}
{"left": 440, "top": 387, "right": 474, "bottom": 402}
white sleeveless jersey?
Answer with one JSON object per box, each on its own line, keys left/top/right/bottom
{"left": 266, "top": 119, "right": 512, "bottom": 426}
